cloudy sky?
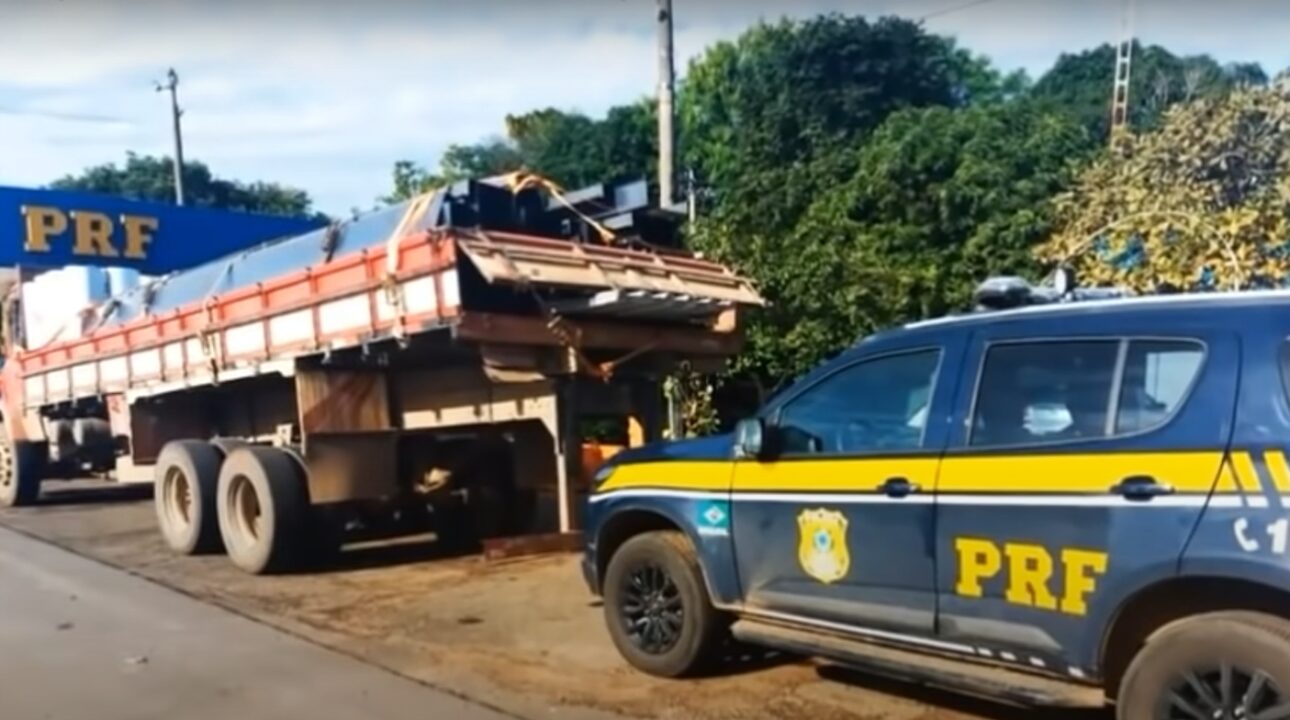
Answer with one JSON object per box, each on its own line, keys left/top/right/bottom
{"left": 2, "top": 0, "right": 1288, "bottom": 215}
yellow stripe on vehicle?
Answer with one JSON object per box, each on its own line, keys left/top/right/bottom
{"left": 1263, "top": 449, "right": 1290, "bottom": 493}
{"left": 596, "top": 450, "right": 1233, "bottom": 497}
{"left": 599, "top": 461, "right": 732, "bottom": 493}
{"left": 935, "top": 451, "right": 1224, "bottom": 494}
{"left": 1230, "top": 451, "right": 1265, "bottom": 496}
{"left": 1214, "top": 457, "right": 1241, "bottom": 494}
{"left": 733, "top": 457, "right": 940, "bottom": 493}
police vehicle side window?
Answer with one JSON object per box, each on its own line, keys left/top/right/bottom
{"left": 776, "top": 349, "right": 940, "bottom": 456}
{"left": 971, "top": 339, "right": 1205, "bottom": 447}
{"left": 1115, "top": 340, "right": 1205, "bottom": 434}
{"left": 970, "top": 341, "right": 1119, "bottom": 447}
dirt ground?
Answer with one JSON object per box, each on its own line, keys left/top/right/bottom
{"left": 0, "top": 480, "right": 1110, "bottom": 720}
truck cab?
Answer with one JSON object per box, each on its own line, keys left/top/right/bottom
{"left": 584, "top": 285, "right": 1290, "bottom": 719}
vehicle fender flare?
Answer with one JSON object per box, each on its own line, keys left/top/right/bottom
{"left": 1176, "top": 554, "right": 1290, "bottom": 589}
{"left": 1098, "top": 561, "right": 1290, "bottom": 692}
{"left": 593, "top": 498, "right": 725, "bottom": 603}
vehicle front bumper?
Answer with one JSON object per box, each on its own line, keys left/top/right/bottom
{"left": 581, "top": 555, "right": 600, "bottom": 595}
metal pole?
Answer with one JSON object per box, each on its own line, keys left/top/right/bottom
{"left": 656, "top": 0, "right": 676, "bottom": 209}
{"left": 157, "top": 68, "right": 186, "bottom": 206}
{"left": 685, "top": 167, "right": 697, "bottom": 224}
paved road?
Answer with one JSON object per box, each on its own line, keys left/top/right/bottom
{"left": 0, "top": 525, "right": 514, "bottom": 720}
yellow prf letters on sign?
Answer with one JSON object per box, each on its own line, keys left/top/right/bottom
{"left": 953, "top": 537, "right": 1108, "bottom": 617}
{"left": 21, "top": 205, "right": 158, "bottom": 260}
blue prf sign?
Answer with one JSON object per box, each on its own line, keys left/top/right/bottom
{"left": 0, "top": 186, "right": 324, "bottom": 274}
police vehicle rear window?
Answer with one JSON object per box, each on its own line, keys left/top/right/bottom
{"left": 970, "top": 339, "right": 1204, "bottom": 447}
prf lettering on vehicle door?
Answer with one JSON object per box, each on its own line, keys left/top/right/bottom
{"left": 954, "top": 537, "right": 1108, "bottom": 616}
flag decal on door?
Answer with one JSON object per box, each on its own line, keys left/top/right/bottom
{"left": 797, "top": 508, "right": 850, "bottom": 584}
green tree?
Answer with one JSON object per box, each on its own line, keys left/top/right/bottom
{"left": 700, "top": 101, "right": 1089, "bottom": 380}
{"left": 506, "top": 102, "right": 656, "bottom": 187}
{"left": 392, "top": 14, "right": 994, "bottom": 210}
{"left": 1225, "top": 62, "right": 1270, "bottom": 88}
{"left": 387, "top": 101, "right": 657, "bottom": 202}
{"left": 1038, "top": 88, "right": 1290, "bottom": 292}
{"left": 1031, "top": 43, "right": 1264, "bottom": 141}
{"left": 386, "top": 141, "right": 524, "bottom": 201}
{"left": 52, "top": 152, "right": 317, "bottom": 218}
{"left": 678, "top": 14, "right": 1044, "bottom": 382}
{"left": 681, "top": 14, "right": 996, "bottom": 232}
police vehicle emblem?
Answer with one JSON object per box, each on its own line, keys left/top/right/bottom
{"left": 797, "top": 508, "right": 850, "bottom": 584}
{"left": 696, "top": 500, "right": 731, "bottom": 537}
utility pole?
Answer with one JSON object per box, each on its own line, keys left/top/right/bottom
{"left": 656, "top": 0, "right": 676, "bottom": 208}
{"left": 656, "top": 0, "right": 683, "bottom": 438}
{"left": 1109, "top": 0, "right": 1135, "bottom": 145}
{"left": 156, "top": 68, "right": 186, "bottom": 206}
{"left": 685, "top": 167, "right": 697, "bottom": 224}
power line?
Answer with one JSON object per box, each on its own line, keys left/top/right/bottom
{"left": 919, "top": 0, "right": 1001, "bottom": 22}
{"left": 0, "top": 107, "right": 133, "bottom": 125}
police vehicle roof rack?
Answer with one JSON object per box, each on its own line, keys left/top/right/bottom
{"left": 972, "top": 267, "right": 1133, "bottom": 313}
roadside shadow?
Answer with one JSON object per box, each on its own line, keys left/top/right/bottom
{"left": 710, "top": 643, "right": 796, "bottom": 676}
{"left": 37, "top": 482, "right": 153, "bottom": 507}
{"left": 815, "top": 665, "right": 1111, "bottom": 720}
{"left": 303, "top": 535, "right": 475, "bottom": 574}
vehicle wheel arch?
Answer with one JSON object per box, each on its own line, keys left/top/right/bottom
{"left": 595, "top": 504, "right": 715, "bottom": 597}
{"left": 1100, "top": 573, "right": 1290, "bottom": 696}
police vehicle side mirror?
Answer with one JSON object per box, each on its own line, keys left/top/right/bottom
{"left": 734, "top": 417, "right": 768, "bottom": 460}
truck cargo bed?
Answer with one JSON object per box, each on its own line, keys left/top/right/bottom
{"left": 14, "top": 189, "right": 760, "bottom": 408}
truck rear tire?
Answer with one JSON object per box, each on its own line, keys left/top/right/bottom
{"left": 602, "top": 530, "right": 725, "bottom": 678}
{"left": 1117, "top": 611, "right": 1290, "bottom": 720}
{"left": 155, "top": 440, "right": 224, "bottom": 555}
{"left": 217, "top": 446, "right": 309, "bottom": 574}
{"left": 0, "top": 440, "right": 46, "bottom": 508}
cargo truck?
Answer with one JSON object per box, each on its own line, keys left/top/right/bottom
{"left": 0, "top": 175, "right": 762, "bottom": 574}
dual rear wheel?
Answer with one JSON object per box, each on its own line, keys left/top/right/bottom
{"left": 154, "top": 441, "right": 319, "bottom": 574}
{"left": 0, "top": 440, "right": 47, "bottom": 508}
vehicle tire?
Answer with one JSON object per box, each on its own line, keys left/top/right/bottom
{"left": 217, "top": 446, "right": 309, "bottom": 575}
{"left": 154, "top": 440, "right": 224, "bottom": 555}
{"left": 1117, "top": 611, "right": 1290, "bottom": 720}
{"left": 0, "top": 440, "right": 46, "bottom": 508}
{"left": 602, "top": 530, "right": 725, "bottom": 677}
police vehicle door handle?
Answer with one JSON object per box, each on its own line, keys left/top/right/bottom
{"left": 879, "top": 477, "right": 921, "bottom": 498}
{"left": 1112, "top": 475, "right": 1175, "bottom": 500}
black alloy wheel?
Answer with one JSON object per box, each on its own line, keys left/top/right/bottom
{"left": 1118, "top": 612, "right": 1290, "bottom": 720}
{"left": 601, "top": 530, "right": 725, "bottom": 677}
{"left": 619, "top": 561, "right": 684, "bottom": 655}
{"left": 1157, "top": 665, "right": 1289, "bottom": 720}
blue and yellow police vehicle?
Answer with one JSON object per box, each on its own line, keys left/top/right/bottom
{"left": 583, "top": 277, "right": 1290, "bottom": 719}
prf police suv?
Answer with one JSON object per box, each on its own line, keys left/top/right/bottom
{"left": 583, "top": 280, "right": 1290, "bottom": 719}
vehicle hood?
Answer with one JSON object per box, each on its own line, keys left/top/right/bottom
{"left": 607, "top": 433, "right": 733, "bottom": 466}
